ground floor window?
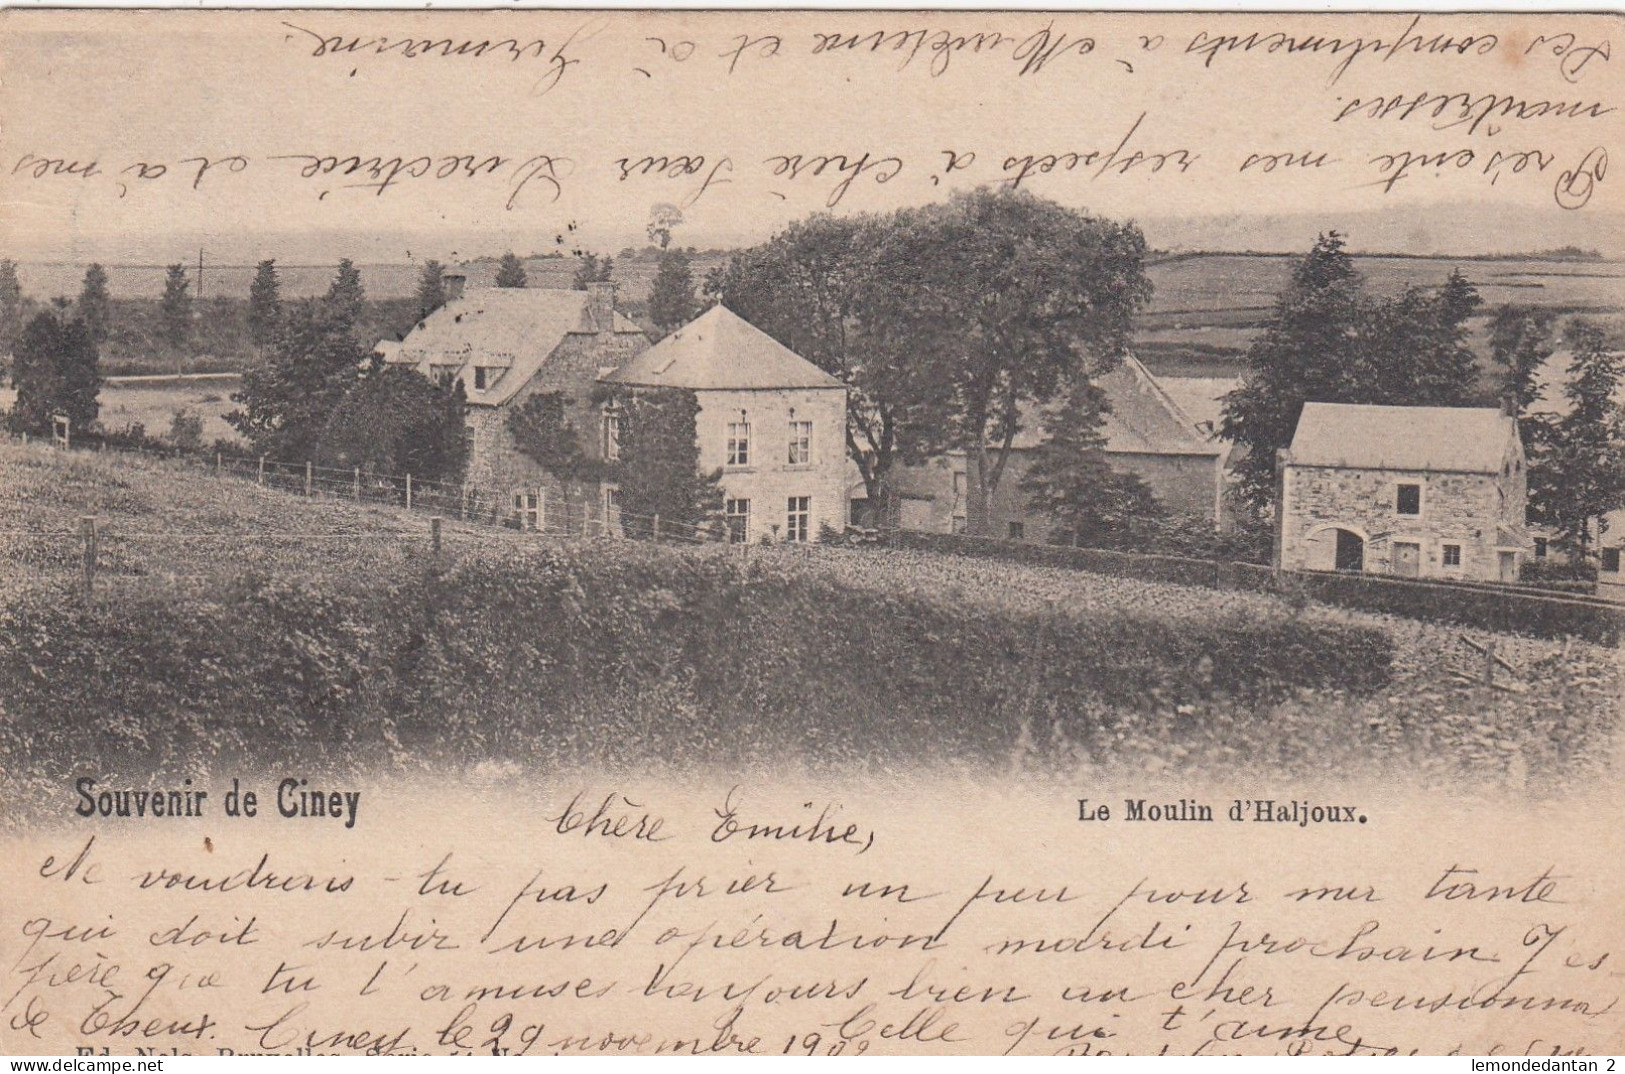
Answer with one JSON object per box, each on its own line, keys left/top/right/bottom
{"left": 786, "top": 496, "right": 810, "bottom": 543}
{"left": 1007, "top": 521, "right": 1025, "bottom": 541}
{"left": 513, "top": 490, "right": 540, "bottom": 531}
{"left": 1441, "top": 543, "right": 1462, "bottom": 568}
{"left": 1533, "top": 537, "right": 1548, "bottom": 558}
{"left": 726, "top": 498, "right": 750, "bottom": 544}
{"left": 1604, "top": 548, "right": 1621, "bottom": 574}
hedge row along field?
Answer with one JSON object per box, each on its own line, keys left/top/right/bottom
{"left": 2, "top": 443, "right": 1617, "bottom": 803}
{"left": 0, "top": 540, "right": 1393, "bottom": 801}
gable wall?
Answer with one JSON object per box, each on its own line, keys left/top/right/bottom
{"left": 463, "top": 329, "right": 650, "bottom": 521}
{"left": 1280, "top": 463, "right": 1520, "bottom": 581}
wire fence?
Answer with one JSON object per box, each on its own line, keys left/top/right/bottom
{"left": 2, "top": 430, "right": 836, "bottom": 603}
{"left": 13, "top": 429, "right": 755, "bottom": 540}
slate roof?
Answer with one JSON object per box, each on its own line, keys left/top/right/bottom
{"left": 1096, "top": 355, "right": 1223, "bottom": 456}
{"left": 385, "top": 288, "right": 643, "bottom": 406}
{"left": 1287, "top": 402, "right": 1517, "bottom": 473}
{"left": 1157, "top": 376, "right": 1241, "bottom": 440}
{"left": 1005, "top": 354, "right": 1222, "bottom": 456}
{"left": 602, "top": 305, "right": 843, "bottom": 392}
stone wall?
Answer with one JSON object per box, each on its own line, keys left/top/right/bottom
{"left": 463, "top": 327, "right": 650, "bottom": 526}
{"left": 1280, "top": 463, "right": 1518, "bottom": 582}
{"left": 693, "top": 386, "right": 854, "bottom": 542}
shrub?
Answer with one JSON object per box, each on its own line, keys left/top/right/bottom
{"left": 168, "top": 408, "right": 204, "bottom": 451}
{"left": 0, "top": 541, "right": 1392, "bottom": 785}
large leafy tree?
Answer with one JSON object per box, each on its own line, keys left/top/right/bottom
{"left": 1222, "top": 234, "right": 1489, "bottom": 519}
{"left": 1489, "top": 304, "right": 1559, "bottom": 519}
{"left": 609, "top": 387, "right": 723, "bottom": 539}
{"left": 78, "top": 264, "right": 110, "bottom": 344}
{"left": 159, "top": 263, "right": 193, "bottom": 355}
{"left": 315, "top": 364, "right": 468, "bottom": 481}
{"left": 248, "top": 259, "right": 283, "bottom": 350}
{"left": 494, "top": 253, "right": 528, "bottom": 289}
{"left": 710, "top": 212, "right": 953, "bottom": 509}
{"left": 1534, "top": 318, "right": 1625, "bottom": 554}
{"left": 647, "top": 249, "right": 697, "bottom": 339}
{"left": 227, "top": 301, "right": 368, "bottom": 460}
{"left": 415, "top": 260, "right": 447, "bottom": 319}
{"left": 325, "top": 258, "right": 365, "bottom": 329}
{"left": 8, "top": 309, "right": 100, "bottom": 437}
{"left": 0, "top": 259, "right": 24, "bottom": 358}
{"left": 858, "top": 189, "right": 1151, "bottom": 534}
{"left": 1489, "top": 303, "right": 1558, "bottom": 420}
{"left": 1222, "top": 234, "right": 1364, "bottom": 516}
{"left": 647, "top": 203, "right": 684, "bottom": 251}
{"left": 1022, "top": 381, "right": 1164, "bottom": 549}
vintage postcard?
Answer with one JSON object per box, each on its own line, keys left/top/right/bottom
{"left": 0, "top": 8, "right": 1621, "bottom": 1058}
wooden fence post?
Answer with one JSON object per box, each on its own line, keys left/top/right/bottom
{"left": 653, "top": 514, "right": 660, "bottom": 542}
{"left": 459, "top": 484, "right": 469, "bottom": 522}
{"left": 353, "top": 467, "right": 361, "bottom": 501}
{"left": 258, "top": 455, "right": 266, "bottom": 485}
{"left": 431, "top": 516, "right": 442, "bottom": 555}
{"left": 214, "top": 451, "right": 222, "bottom": 474}
{"left": 80, "top": 516, "right": 97, "bottom": 602}
{"left": 304, "top": 460, "right": 313, "bottom": 497}
{"left": 406, "top": 473, "right": 413, "bottom": 511}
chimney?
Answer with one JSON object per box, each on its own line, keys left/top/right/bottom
{"left": 442, "top": 271, "right": 466, "bottom": 303}
{"left": 587, "top": 281, "right": 616, "bottom": 332}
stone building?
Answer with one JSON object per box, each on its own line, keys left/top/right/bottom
{"left": 1276, "top": 402, "right": 1527, "bottom": 583}
{"left": 386, "top": 283, "right": 853, "bottom": 541}
{"left": 383, "top": 276, "right": 651, "bottom": 524}
{"left": 888, "top": 354, "right": 1229, "bottom": 540}
{"left": 601, "top": 305, "right": 854, "bottom": 543}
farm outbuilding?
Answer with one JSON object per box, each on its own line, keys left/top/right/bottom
{"left": 888, "top": 354, "right": 1230, "bottom": 540}
{"left": 1275, "top": 403, "right": 1528, "bottom": 584}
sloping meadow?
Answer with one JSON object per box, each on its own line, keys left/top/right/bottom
{"left": 0, "top": 540, "right": 1393, "bottom": 794}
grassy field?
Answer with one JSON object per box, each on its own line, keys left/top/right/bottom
{"left": 1, "top": 441, "right": 1616, "bottom": 804}
{"left": 0, "top": 377, "right": 245, "bottom": 447}
{"left": 1137, "top": 253, "right": 1625, "bottom": 376}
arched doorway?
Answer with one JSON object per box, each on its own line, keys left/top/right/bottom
{"left": 1334, "top": 528, "right": 1365, "bottom": 572}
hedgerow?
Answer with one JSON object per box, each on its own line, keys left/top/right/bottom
{"left": 0, "top": 541, "right": 1391, "bottom": 788}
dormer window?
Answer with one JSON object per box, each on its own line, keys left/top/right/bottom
{"left": 474, "top": 367, "right": 488, "bottom": 391}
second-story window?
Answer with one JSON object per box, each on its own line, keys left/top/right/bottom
{"left": 788, "top": 420, "right": 812, "bottom": 465}
{"left": 727, "top": 421, "right": 751, "bottom": 467}
{"left": 1396, "top": 483, "right": 1422, "bottom": 516}
{"left": 603, "top": 409, "right": 621, "bottom": 460}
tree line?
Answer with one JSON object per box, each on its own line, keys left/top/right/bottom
{"left": 708, "top": 205, "right": 1623, "bottom": 563}
{"left": 1221, "top": 233, "right": 1625, "bottom": 566}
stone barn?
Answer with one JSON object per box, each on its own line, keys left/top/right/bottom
{"left": 1276, "top": 402, "right": 1528, "bottom": 583}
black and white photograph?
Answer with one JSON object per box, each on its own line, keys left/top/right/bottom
{"left": 0, "top": 9, "right": 1620, "bottom": 1058}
